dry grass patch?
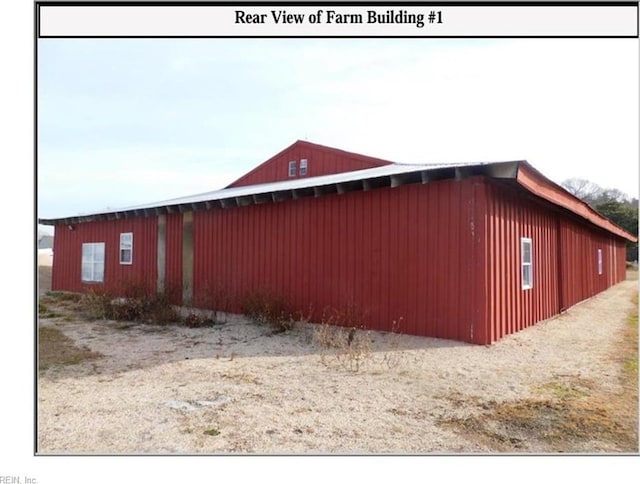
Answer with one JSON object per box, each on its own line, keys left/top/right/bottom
{"left": 39, "top": 326, "right": 102, "bottom": 372}
{"left": 440, "top": 290, "right": 639, "bottom": 453}
{"left": 441, "top": 393, "right": 634, "bottom": 452}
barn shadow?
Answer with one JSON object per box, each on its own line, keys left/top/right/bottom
{"left": 37, "top": 297, "right": 474, "bottom": 380}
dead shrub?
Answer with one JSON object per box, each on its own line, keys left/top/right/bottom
{"left": 313, "top": 306, "right": 372, "bottom": 372}
{"left": 195, "top": 281, "right": 235, "bottom": 323}
{"left": 313, "top": 310, "right": 406, "bottom": 372}
{"left": 183, "top": 312, "right": 216, "bottom": 328}
{"left": 79, "top": 285, "right": 178, "bottom": 325}
{"left": 242, "top": 288, "right": 294, "bottom": 332}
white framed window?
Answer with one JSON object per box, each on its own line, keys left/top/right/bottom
{"left": 299, "top": 158, "right": 308, "bottom": 176}
{"left": 82, "top": 242, "right": 105, "bottom": 282}
{"left": 288, "top": 160, "right": 296, "bottom": 177}
{"left": 120, "top": 232, "right": 133, "bottom": 265}
{"left": 597, "top": 248, "right": 603, "bottom": 275}
{"left": 521, "top": 237, "right": 533, "bottom": 290}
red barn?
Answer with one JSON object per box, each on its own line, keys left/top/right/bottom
{"left": 40, "top": 140, "right": 636, "bottom": 344}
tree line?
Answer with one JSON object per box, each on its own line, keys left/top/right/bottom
{"left": 561, "top": 178, "right": 638, "bottom": 262}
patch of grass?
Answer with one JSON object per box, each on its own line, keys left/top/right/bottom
{"left": 538, "top": 381, "right": 590, "bottom": 400}
{"left": 46, "top": 291, "right": 83, "bottom": 303}
{"left": 441, "top": 288, "right": 639, "bottom": 453}
{"left": 38, "top": 326, "right": 102, "bottom": 371}
{"left": 203, "top": 428, "right": 220, "bottom": 437}
{"left": 440, "top": 395, "right": 635, "bottom": 452}
{"left": 38, "top": 301, "right": 58, "bottom": 319}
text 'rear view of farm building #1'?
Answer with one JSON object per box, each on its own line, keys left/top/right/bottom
{"left": 39, "top": 140, "right": 637, "bottom": 345}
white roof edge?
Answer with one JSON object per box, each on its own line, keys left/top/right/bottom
{"left": 99, "top": 160, "right": 517, "bottom": 211}
{"left": 40, "top": 160, "right": 520, "bottom": 223}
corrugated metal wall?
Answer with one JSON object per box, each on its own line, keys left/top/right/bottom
{"left": 481, "top": 180, "right": 561, "bottom": 344}
{"left": 193, "top": 176, "right": 485, "bottom": 343}
{"left": 51, "top": 217, "right": 157, "bottom": 294}
{"left": 558, "top": 217, "right": 627, "bottom": 310}
{"left": 49, "top": 172, "right": 629, "bottom": 345}
{"left": 228, "top": 141, "right": 391, "bottom": 188}
{"left": 165, "top": 213, "right": 183, "bottom": 304}
{"left": 481, "top": 179, "right": 629, "bottom": 344}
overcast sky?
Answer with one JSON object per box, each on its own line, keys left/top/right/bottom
{"left": 38, "top": 38, "right": 638, "bottom": 227}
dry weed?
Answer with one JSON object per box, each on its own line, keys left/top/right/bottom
{"left": 38, "top": 326, "right": 102, "bottom": 371}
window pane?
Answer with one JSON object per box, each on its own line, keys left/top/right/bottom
{"left": 120, "top": 233, "right": 132, "bottom": 248}
{"left": 94, "top": 242, "right": 105, "bottom": 259}
{"left": 598, "top": 249, "right": 603, "bottom": 275}
{"left": 522, "top": 265, "right": 531, "bottom": 287}
{"left": 94, "top": 262, "right": 104, "bottom": 282}
{"left": 522, "top": 241, "right": 531, "bottom": 263}
{"left": 82, "top": 244, "right": 93, "bottom": 259}
{"left": 81, "top": 263, "right": 92, "bottom": 281}
{"left": 120, "top": 249, "right": 132, "bottom": 263}
{"left": 81, "top": 242, "right": 105, "bottom": 282}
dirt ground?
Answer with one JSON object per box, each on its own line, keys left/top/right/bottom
{"left": 37, "top": 269, "right": 638, "bottom": 454}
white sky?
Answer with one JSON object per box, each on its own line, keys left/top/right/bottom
{"left": 38, "top": 37, "right": 639, "bottom": 227}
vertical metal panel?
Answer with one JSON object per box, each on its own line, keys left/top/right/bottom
{"left": 164, "top": 213, "right": 183, "bottom": 304}
{"left": 482, "top": 179, "right": 628, "bottom": 344}
{"left": 157, "top": 214, "right": 166, "bottom": 293}
{"left": 483, "top": 180, "right": 560, "bottom": 344}
{"left": 558, "top": 216, "right": 624, "bottom": 310}
{"left": 182, "top": 212, "right": 194, "bottom": 305}
{"left": 228, "top": 141, "right": 391, "bottom": 188}
{"left": 50, "top": 170, "right": 629, "bottom": 346}
{"left": 191, "top": 177, "right": 484, "bottom": 343}
{"left": 51, "top": 216, "right": 157, "bottom": 294}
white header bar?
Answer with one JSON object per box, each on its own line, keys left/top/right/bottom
{"left": 39, "top": 5, "right": 638, "bottom": 37}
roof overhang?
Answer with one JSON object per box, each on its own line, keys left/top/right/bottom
{"left": 39, "top": 158, "right": 636, "bottom": 243}
{"left": 39, "top": 160, "right": 519, "bottom": 226}
{"left": 515, "top": 162, "right": 637, "bottom": 242}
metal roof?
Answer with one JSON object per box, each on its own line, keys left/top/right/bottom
{"left": 37, "top": 155, "right": 635, "bottom": 243}
{"left": 38, "top": 160, "right": 520, "bottom": 225}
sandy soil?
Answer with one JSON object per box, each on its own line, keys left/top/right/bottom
{"left": 37, "top": 279, "right": 637, "bottom": 454}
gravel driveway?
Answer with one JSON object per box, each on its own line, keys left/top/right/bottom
{"left": 37, "top": 278, "right": 638, "bottom": 454}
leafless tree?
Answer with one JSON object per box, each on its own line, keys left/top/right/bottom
{"left": 561, "top": 178, "right": 604, "bottom": 205}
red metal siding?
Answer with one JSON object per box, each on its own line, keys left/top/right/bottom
{"left": 228, "top": 140, "right": 392, "bottom": 188}
{"left": 559, "top": 218, "right": 626, "bottom": 310}
{"left": 52, "top": 217, "right": 157, "bottom": 294}
{"left": 165, "top": 213, "right": 183, "bottom": 304}
{"left": 482, "top": 179, "right": 629, "bottom": 344}
{"left": 48, "top": 171, "right": 630, "bottom": 346}
{"left": 193, "top": 177, "right": 485, "bottom": 343}
{"left": 483, "top": 180, "right": 561, "bottom": 344}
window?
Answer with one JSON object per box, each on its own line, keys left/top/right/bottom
{"left": 288, "top": 160, "right": 296, "bottom": 177}
{"left": 521, "top": 237, "right": 533, "bottom": 290}
{"left": 299, "top": 158, "right": 308, "bottom": 176}
{"left": 120, "top": 232, "right": 133, "bottom": 264}
{"left": 597, "top": 249, "right": 603, "bottom": 275}
{"left": 81, "top": 242, "right": 105, "bottom": 282}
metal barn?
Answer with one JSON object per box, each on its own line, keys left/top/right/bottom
{"left": 40, "top": 141, "right": 636, "bottom": 344}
